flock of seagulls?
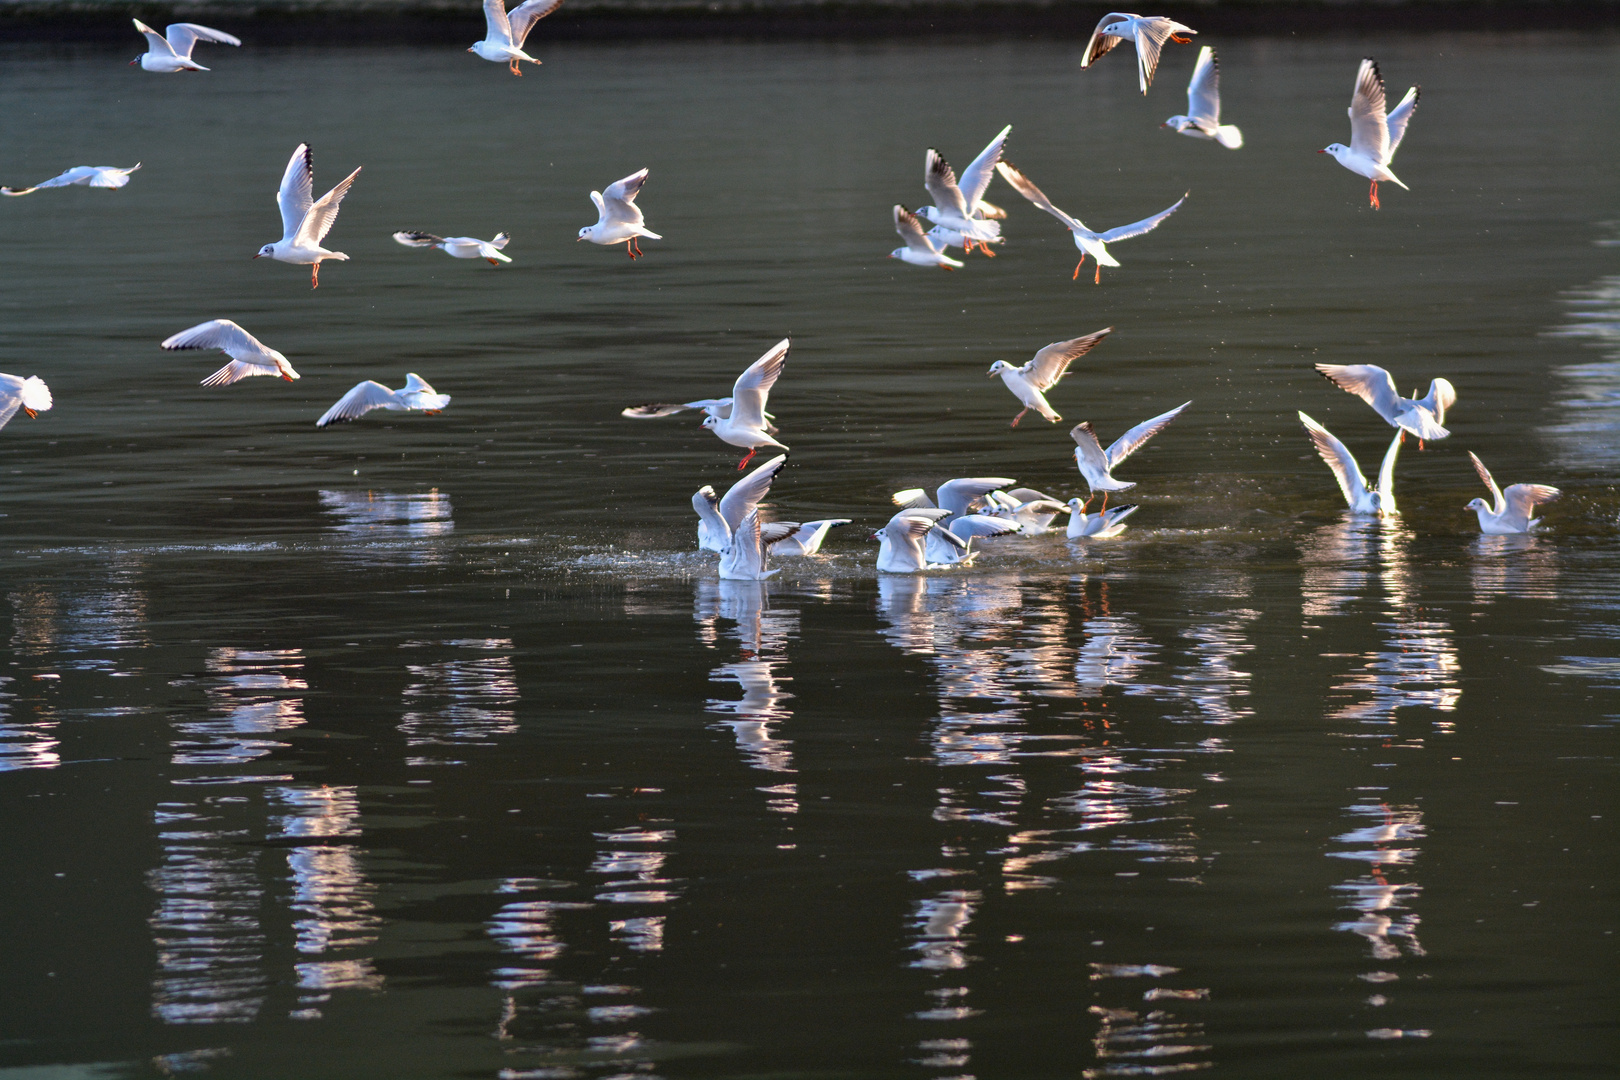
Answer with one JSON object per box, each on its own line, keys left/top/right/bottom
{"left": 0, "top": 5, "right": 1567, "bottom": 569}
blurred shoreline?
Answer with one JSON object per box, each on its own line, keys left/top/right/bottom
{"left": 2, "top": 0, "right": 1617, "bottom": 42}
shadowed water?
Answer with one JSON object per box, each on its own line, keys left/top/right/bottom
{"left": 0, "top": 29, "right": 1617, "bottom": 1080}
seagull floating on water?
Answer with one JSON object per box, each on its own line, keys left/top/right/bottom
{"left": 890, "top": 205, "right": 963, "bottom": 270}
{"left": 875, "top": 507, "right": 1017, "bottom": 572}
{"left": 469, "top": 0, "right": 561, "bottom": 75}
{"left": 1162, "top": 47, "right": 1242, "bottom": 148}
{"left": 695, "top": 454, "right": 788, "bottom": 553}
{"left": 317, "top": 375, "right": 450, "bottom": 428}
{"left": 160, "top": 320, "right": 300, "bottom": 385}
{"left": 394, "top": 231, "right": 511, "bottom": 264}
{"left": 1066, "top": 500, "right": 1138, "bottom": 538}
{"left": 996, "top": 162, "right": 1185, "bottom": 283}
{"left": 987, "top": 327, "right": 1113, "bottom": 426}
{"left": 0, "top": 373, "right": 52, "bottom": 431}
{"left": 1080, "top": 12, "right": 1197, "bottom": 94}
{"left": 720, "top": 511, "right": 781, "bottom": 581}
{"left": 702, "top": 339, "right": 790, "bottom": 469}
{"left": 578, "top": 169, "right": 660, "bottom": 258}
{"left": 1299, "top": 411, "right": 1403, "bottom": 516}
{"left": 1465, "top": 452, "right": 1560, "bottom": 534}
{"left": 769, "top": 519, "right": 852, "bottom": 556}
{"left": 1320, "top": 57, "right": 1418, "bottom": 210}
{"left": 130, "top": 19, "right": 239, "bottom": 72}
{"left": 914, "top": 127, "right": 1010, "bottom": 254}
{"left": 255, "top": 144, "right": 361, "bottom": 289}
{"left": 2, "top": 164, "right": 140, "bottom": 197}
{"left": 1070, "top": 402, "right": 1190, "bottom": 510}
{"left": 1315, "top": 364, "right": 1453, "bottom": 442}
{"left": 893, "top": 477, "right": 1023, "bottom": 564}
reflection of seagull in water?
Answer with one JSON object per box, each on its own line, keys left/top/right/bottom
{"left": 1465, "top": 452, "right": 1560, "bottom": 534}
{"left": 1070, "top": 402, "right": 1190, "bottom": 511}
{"left": 1299, "top": 411, "right": 1403, "bottom": 516}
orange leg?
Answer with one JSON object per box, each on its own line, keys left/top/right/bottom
{"left": 311, "top": 263, "right": 320, "bottom": 289}
{"left": 1072, "top": 253, "right": 1086, "bottom": 280}
{"left": 1099, "top": 492, "right": 1110, "bottom": 512}
{"left": 736, "top": 447, "right": 758, "bottom": 471}
{"left": 1010, "top": 408, "right": 1027, "bottom": 428}
{"left": 24, "top": 408, "right": 37, "bottom": 419}
{"left": 281, "top": 373, "right": 294, "bottom": 382}
{"left": 1093, "top": 263, "right": 1101, "bottom": 285}
{"left": 1369, "top": 180, "right": 1381, "bottom": 210}
{"left": 981, "top": 244, "right": 996, "bottom": 258}
{"left": 625, "top": 241, "right": 637, "bottom": 259}
{"left": 510, "top": 60, "right": 523, "bottom": 76}
{"left": 1170, "top": 33, "right": 1191, "bottom": 42}
{"left": 486, "top": 258, "right": 499, "bottom": 265}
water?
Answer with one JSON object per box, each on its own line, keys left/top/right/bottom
{"left": 1, "top": 29, "right": 1618, "bottom": 1080}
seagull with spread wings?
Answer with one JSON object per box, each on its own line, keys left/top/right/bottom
{"left": 1162, "top": 47, "right": 1242, "bottom": 148}
{"left": 701, "top": 339, "right": 790, "bottom": 469}
{"left": 1070, "top": 402, "right": 1191, "bottom": 511}
{"left": 986, "top": 327, "right": 1113, "bottom": 426}
{"left": 1465, "top": 453, "right": 1560, "bottom": 534}
{"left": 1320, "top": 57, "right": 1419, "bottom": 209}
{"left": 255, "top": 144, "right": 362, "bottom": 289}
{"left": 160, "top": 320, "right": 300, "bottom": 386}
{"left": 317, "top": 375, "right": 450, "bottom": 428}
{"left": 393, "top": 231, "right": 512, "bottom": 264}
{"left": 1080, "top": 12, "right": 1197, "bottom": 94}
{"left": 2, "top": 164, "right": 140, "bottom": 197}
{"left": 914, "top": 125, "right": 1011, "bottom": 254}
{"left": 996, "top": 162, "right": 1185, "bottom": 283}
{"left": 469, "top": 0, "right": 562, "bottom": 75}
{"left": 1299, "top": 411, "right": 1403, "bottom": 516}
{"left": 130, "top": 19, "right": 239, "bottom": 72}
{"left": 889, "top": 205, "right": 963, "bottom": 270}
{"left": 1315, "top": 364, "right": 1453, "bottom": 443}
{"left": 577, "top": 169, "right": 660, "bottom": 258}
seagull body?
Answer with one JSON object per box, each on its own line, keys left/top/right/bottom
{"left": 1320, "top": 58, "right": 1418, "bottom": 209}
{"left": 914, "top": 127, "right": 1010, "bottom": 252}
{"left": 1081, "top": 12, "right": 1197, "bottom": 94}
{"left": 317, "top": 375, "right": 450, "bottom": 428}
{"left": 393, "top": 231, "right": 511, "bottom": 264}
{"left": 1070, "top": 402, "right": 1190, "bottom": 509}
{"left": 892, "top": 477, "right": 1021, "bottom": 563}
{"left": 131, "top": 19, "right": 239, "bottom": 72}
{"left": 987, "top": 327, "right": 1113, "bottom": 426}
{"left": 1315, "top": 364, "right": 1452, "bottom": 442}
{"left": 769, "top": 519, "right": 852, "bottom": 556}
{"left": 719, "top": 511, "right": 781, "bottom": 581}
{"left": 578, "top": 169, "right": 660, "bottom": 257}
{"left": 1163, "top": 47, "right": 1242, "bottom": 148}
{"left": 0, "top": 373, "right": 52, "bottom": 430}
{"left": 1466, "top": 453, "right": 1560, "bottom": 534}
{"left": 160, "top": 319, "right": 300, "bottom": 385}
{"left": 1066, "top": 500, "right": 1138, "bottom": 538}
{"left": 2, "top": 164, "right": 140, "bottom": 197}
{"left": 983, "top": 488, "right": 1067, "bottom": 535}
{"left": 255, "top": 144, "right": 361, "bottom": 289}
{"left": 1299, "top": 411, "right": 1403, "bottom": 516}
{"left": 890, "top": 205, "right": 963, "bottom": 270}
{"left": 701, "top": 339, "right": 791, "bottom": 469}
{"left": 470, "top": 0, "right": 561, "bottom": 74}
{"left": 694, "top": 454, "right": 788, "bottom": 553}
{"left": 875, "top": 509, "right": 969, "bottom": 573}
{"left": 996, "top": 162, "right": 1185, "bottom": 283}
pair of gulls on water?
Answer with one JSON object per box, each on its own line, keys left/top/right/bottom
{"left": 157, "top": 320, "right": 449, "bottom": 427}
{"left": 693, "top": 454, "right": 850, "bottom": 579}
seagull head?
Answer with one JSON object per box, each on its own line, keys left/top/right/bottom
{"left": 576, "top": 226, "right": 593, "bottom": 241}
{"left": 1319, "top": 143, "right": 1348, "bottom": 158}
{"left": 1465, "top": 497, "right": 1489, "bottom": 514}
{"left": 1162, "top": 115, "right": 1189, "bottom": 131}
{"left": 986, "top": 361, "right": 1011, "bottom": 378}
{"left": 129, "top": 57, "right": 141, "bottom": 65}
{"left": 1099, "top": 18, "right": 1134, "bottom": 36}
{"left": 699, "top": 415, "right": 719, "bottom": 431}
{"left": 914, "top": 206, "right": 940, "bottom": 225}
{"left": 254, "top": 243, "right": 275, "bottom": 259}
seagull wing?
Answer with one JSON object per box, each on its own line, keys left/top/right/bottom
{"left": 1106, "top": 401, "right": 1190, "bottom": 468}
{"left": 298, "top": 166, "right": 361, "bottom": 246}
{"left": 1467, "top": 452, "right": 1506, "bottom": 515}
{"left": 165, "top": 22, "right": 240, "bottom": 58}
{"left": 718, "top": 454, "right": 787, "bottom": 534}
{"left": 1385, "top": 85, "right": 1419, "bottom": 157}
{"left": 948, "top": 514, "right": 1022, "bottom": 540}
{"left": 894, "top": 205, "right": 943, "bottom": 255}
{"left": 401, "top": 373, "right": 440, "bottom": 395}
{"left": 394, "top": 231, "right": 444, "bottom": 247}
{"left": 133, "top": 19, "right": 177, "bottom": 56}
{"left": 1097, "top": 192, "right": 1187, "bottom": 243}
{"left": 995, "top": 162, "right": 1084, "bottom": 232}
{"left": 759, "top": 521, "right": 802, "bottom": 547}
{"left": 31, "top": 167, "right": 97, "bottom": 189}
{"left": 1024, "top": 327, "right": 1113, "bottom": 392}
{"left": 1348, "top": 58, "right": 1392, "bottom": 164}
{"left": 1299, "top": 411, "right": 1370, "bottom": 508}
{"left": 1315, "top": 363, "right": 1405, "bottom": 425}
{"left": 1130, "top": 17, "right": 1184, "bottom": 93}
{"left": 958, "top": 125, "right": 1011, "bottom": 211}
{"left": 729, "top": 339, "right": 789, "bottom": 430}
{"left": 161, "top": 318, "right": 270, "bottom": 362}
{"left": 692, "top": 485, "right": 727, "bottom": 545}
{"left": 0, "top": 391, "right": 23, "bottom": 431}
{"left": 1375, "top": 429, "right": 1404, "bottom": 503}
{"left": 603, "top": 168, "right": 649, "bottom": 206}
{"left": 891, "top": 488, "right": 938, "bottom": 511}
{"left": 936, "top": 477, "right": 1019, "bottom": 518}
{"left": 317, "top": 381, "right": 400, "bottom": 426}
{"left": 924, "top": 149, "right": 971, "bottom": 219}
{"left": 1501, "top": 483, "right": 1561, "bottom": 528}
{"left": 276, "top": 144, "right": 315, "bottom": 243}
{"left": 1070, "top": 422, "right": 1113, "bottom": 481}
{"left": 1414, "top": 376, "right": 1455, "bottom": 426}
{"left": 87, "top": 164, "right": 140, "bottom": 188}
{"left": 507, "top": 0, "right": 563, "bottom": 46}
{"left": 1186, "top": 46, "right": 1221, "bottom": 126}
{"left": 482, "top": 0, "right": 514, "bottom": 45}
{"left": 1080, "top": 12, "right": 1135, "bottom": 68}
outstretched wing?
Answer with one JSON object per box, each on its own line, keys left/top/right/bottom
{"left": 1413, "top": 376, "right": 1455, "bottom": 426}
{"left": 1070, "top": 422, "right": 1112, "bottom": 476}
{"left": 1501, "top": 482, "right": 1561, "bottom": 526}
{"left": 1186, "top": 46, "right": 1221, "bottom": 125}
{"left": 507, "top": 0, "right": 563, "bottom": 46}
{"left": 893, "top": 205, "right": 942, "bottom": 255}
{"left": 31, "top": 167, "right": 97, "bottom": 190}
{"left": 1467, "top": 451, "right": 1506, "bottom": 514}
{"left": 1131, "top": 17, "right": 1189, "bottom": 93}
{"left": 298, "top": 166, "right": 362, "bottom": 245}
{"left": 995, "top": 162, "right": 1083, "bottom": 232}
{"left": 1098, "top": 193, "right": 1187, "bottom": 243}
{"left": 1315, "top": 363, "right": 1404, "bottom": 424}
{"left": 132, "top": 19, "right": 176, "bottom": 56}
{"left": 317, "top": 381, "right": 398, "bottom": 426}
{"left": 1024, "top": 327, "right": 1113, "bottom": 391}
{"left": 958, "top": 125, "right": 1010, "bottom": 212}
{"left": 1386, "top": 85, "right": 1420, "bottom": 157}
{"left": 1080, "top": 12, "right": 1134, "bottom": 68}
{"left": 603, "top": 168, "right": 649, "bottom": 206}
{"left": 393, "top": 231, "right": 444, "bottom": 247}
{"left": 482, "top": 0, "right": 514, "bottom": 44}
{"left": 936, "top": 477, "right": 1019, "bottom": 518}
{"left": 924, "top": 149, "right": 970, "bottom": 219}
{"left": 160, "top": 318, "right": 267, "bottom": 361}
{"left": 1348, "top": 58, "right": 1392, "bottom": 164}
{"left": 891, "top": 488, "right": 938, "bottom": 511}
{"left": 1105, "top": 401, "right": 1190, "bottom": 468}
{"left": 276, "top": 144, "right": 315, "bottom": 242}
{"left": 729, "top": 339, "right": 789, "bottom": 429}
{"left": 86, "top": 165, "right": 139, "bottom": 188}
{"left": 718, "top": 454, "right": 788, "bottom": 534}
{"left": 1299, "top": 411, "right": 1369, "bottom": 508}
{"left": 165, "top": 22, "right": 240, "bottom": 59}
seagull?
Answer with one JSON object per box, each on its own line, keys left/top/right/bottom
{"left": 996, "top": 162, "right": 1186, "bottom": 283}
{"left": 694, "top": 454, "right": 788, "bottom": 553}
{"left": 469, "top": 0, "right": 561, "bottom": 75}
{"left": 1465, "top": 453, "right": 1560, "bottom": 534}
{"left": 1315, "top": 364, "right": 1453, "bottom": 442}
{"left": 892, "top": 477, "right": 1020, "bottom": 563}
{"left": 130, "top": 19, "right": 239, "bottom": 72}
{"left": 720, "top": 511, "right": 782, "bottom": 581}
{"left": 1299, "top": 411, "right": 1403, "bottom": 516}
{"left": 160, "top": 319, "right": 300, "bottom": 385}
{"left": 1066, "top": 500, "right": 1138, "bottom": 538}
{"left": 317, "top": 375, "right": 450, "bottom": 428}
{"left": 577, "top": 169, "right": 660, "bottom": 258}
{"left": 393, "top": 231, "right": 511, "bottom": 264}
{"left": 1080, "top": 12, "right": 1197, "bottom": 94}
{"left": 875, "top": 507, "right": 1018, "bottom": 572}
{"left": 1320, "top": 58, "right": 1419, "bottom": 210}
{"left": 914, "top": 127, "right": 1010, "bottom": 253}
{"left": 2, "top": 164, "right": 140, "bottom": 197}
{"left": 0, "top": 373, "right": 52, "bottom": 431}
{"left": 987, "top": 327, "right": 1113, "bottom": 426}
{"left": 1070, "top": 401, "right": 1190, "bottom": 510}
{"left": 255, "top": 144, "right": 361, "bottom": 289}
{"left": 982, "top": 488, "right": 1067, "bottom": 534}
{"left": 890, "top": 205, "right": 963, "bottom": 270}
{"left": 621, "top": 397, "right": 778, "bottom": 433}
{"left": 701, "top": 339, "right": 790, "bottom": 469}
{"left": 1162, "top": 47, "right": 1242, "bottom": 148}
{"left": 769, "top": 519, "right": 852, "bottom": 556}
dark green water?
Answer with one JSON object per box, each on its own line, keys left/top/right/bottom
{"left": 0, "top": 30, "right": 1616, "bottom": 1080}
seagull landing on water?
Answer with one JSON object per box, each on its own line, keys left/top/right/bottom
{"left": 1320, "top": 57, "right": 1418, "bottom": 210}
{"left": 2, "top": 164, "right": 140, "bottom": 197}
{"left": 701, "top": 339, "right": 790, "bottom": 469}
{"left": 891, "top": 478, "right": 1023, "bottom": 565}
{"left": 1299, "top": 411, "right": 1403, "bottom": 516}
{"left": 890, "top": 205, "right": 963, "bottom": 270}
{"left": 0, "top": 373, "right": 52, "bottom": 431}
{"left": 317, "top": 375, "right": 450, "bottom": 428}
{"left": 695, "top": 454, "right": 788, "bottom": 553}
{"left": 1315, "top": 364, "right": 1454, "bottom": 443}
{"left": 1066, "top": 500, "right": 1138, "bottom": 539}
{"left": 996, "top": 162, "right": 1185, "bottom": 283}
{"left": 394, "top": 231, "right": 511, "bottom": 264}
{"left": 987, "top": 327, "right": 1113, "bottom": 426}
{"left": 160, "top": 320, "right": 300, "bottom": 385}
{"left": 469, "top": 0, "right": 561, "bottom": 75}
{"left": 1162, "top": 47, "right": 1242, "bottom": 149}
{"left": 130, "top": 19, "right": 239, "bottom": 72}
{"left": 255, "top": 144, "right": 361, "bottom": 289}
{"left": 1070, "top": 402, "right": 1190, "bottom": 512}
{"left": 578, "top": 169, "right": 660, "bottom": 258}
{"left": 914, "top": 126, "right": 1010, "bottom": 255}
{"left": 1081, "top": 12, "right": 1197, "bottom": 94}
{"left": 1465, "top": 453, "right": 1560, "bottom": 534}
